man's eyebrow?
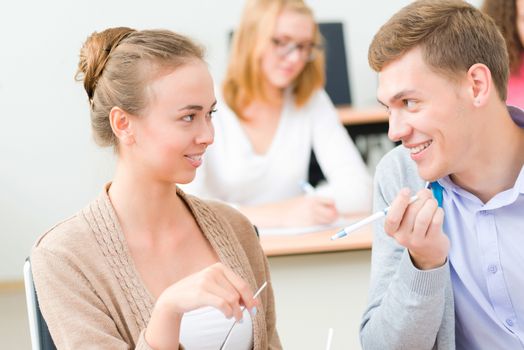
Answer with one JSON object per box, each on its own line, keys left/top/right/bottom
{"left": 378, "top": 90, "right": 417, "bottom": 107}
{"left": 390, "top": 90, "right": 417, "bottom": 103}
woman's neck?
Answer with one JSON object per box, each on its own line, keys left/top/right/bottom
{"left": 242, "top": 80, "right": 285, "bottom": 120}
{"left": 108, "top": 162, "right": 186, "bottom": 236}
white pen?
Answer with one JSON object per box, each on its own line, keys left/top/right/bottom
{"left": 325, "top": 328, "right": 334, "bottom": 350}
{"left": 300, "top": 180, "right": 316, "bottom": 195}
{"left": 219, "top": 281, "right": 268, "bottom": 350}
{"left": 331, "top": 182, "right": 430, "bottom": 240}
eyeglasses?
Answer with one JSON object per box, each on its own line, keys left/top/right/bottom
{"left": 270, "top": 37, "right": 323, "bottom": 62}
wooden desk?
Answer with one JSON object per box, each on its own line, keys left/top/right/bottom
{"left": 262, "top": 220, "right": 373, "bottom": 349}
{"left": 337, "top": 105, "right": 388, "bottom": 125}
{"left": 260, "top": 220, "right": 372, "bottom": 257}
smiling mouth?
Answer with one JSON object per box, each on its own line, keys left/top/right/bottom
{"left": 184, "top": 154, "right": 202, "bottom": 162}
{"left": 408, "top": 140, "right": 433, "bottom": 155}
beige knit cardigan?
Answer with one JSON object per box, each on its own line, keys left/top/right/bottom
{"left": 31, "top": 186, "right": 281, "bottom": 349}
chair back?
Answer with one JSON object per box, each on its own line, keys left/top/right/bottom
{"left": 23, "top": 259, "right": 57, "bottom": 350}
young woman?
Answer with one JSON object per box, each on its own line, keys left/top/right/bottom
{"left": 31, "top": 27, "right": 281, "bottom": 350}
{"left": 183, "top": 0, "right": 372, "bottom": 228}
{"left": 483, "top": 0, "right": 524, "bottom": 108}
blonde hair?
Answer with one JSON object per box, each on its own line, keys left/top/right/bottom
{"left": 368, "top": 0, "right": 509, "bottom": 101}
{"left": 223, "top": 0, "right": 325, "bottom": 119}
{"left": 482, "top": 0, "right": 523, "bottom": 74}
{"left": 75, "top": 27, "right": 204, "bottom": 147}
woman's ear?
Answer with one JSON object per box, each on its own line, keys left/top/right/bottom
{"left": 466, "top": 63, "right": 492, "bottom": 107}
{"left": 109, "top": 106, "right": 135, "bottom": 145}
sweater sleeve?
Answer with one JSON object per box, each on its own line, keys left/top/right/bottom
{"left": 31, "top": 246, "right": 154, "bottom": 350}
{"left": 359, "top": 147, "right": 449, "bottom": 350}
{"left": 310, "top": 90, "right": 373, "bottom": 213}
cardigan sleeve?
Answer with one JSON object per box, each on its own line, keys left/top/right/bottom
{"left": 359, "top": 147, "right": 449, "bottom": 350}
{"left": 31, "top": 246, "right": 155, "bottom": 350}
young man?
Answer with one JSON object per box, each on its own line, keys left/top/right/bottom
{"left": 360, "top": 1, "right": 524, "bottom": 349}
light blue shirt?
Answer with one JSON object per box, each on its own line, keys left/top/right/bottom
{"left": 439, "top": 107, "right": 524, "bottom": 349}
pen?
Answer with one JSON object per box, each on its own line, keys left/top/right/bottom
{"left": 325, "top": 328, "right": 334, "bottom": 350}
{"left": 219, "top": 281, "right": 268, "bottom": 350}
{"left": 331, "top": 182, "right": 430, "bottom": 240}
{"left": 300, "top": 181, "right": 316, "bottom": 195}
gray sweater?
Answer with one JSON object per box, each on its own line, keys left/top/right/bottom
{"left": 360, "top": 146, "right": 455, "bottom": 350}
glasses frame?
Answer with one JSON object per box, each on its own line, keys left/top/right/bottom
{"left": 270, "top": 37, "right": 324, "bottom": 62}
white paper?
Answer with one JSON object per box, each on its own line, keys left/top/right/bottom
{"left": 258, "top": 218, "right": 355, "bottom": 236}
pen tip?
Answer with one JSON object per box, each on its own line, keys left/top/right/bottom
{"left": 330, "top": 230, "right": 346, "bottom": 240}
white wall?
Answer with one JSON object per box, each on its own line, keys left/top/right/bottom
{"left": 0, "top": 0, "right": 480, "bottom": 280}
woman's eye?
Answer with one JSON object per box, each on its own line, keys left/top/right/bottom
{"left": 182, "top": 114, "right": 194, "bottom": 122}
{"left": 207, "top": 109, "right": 217, "bottom": 119}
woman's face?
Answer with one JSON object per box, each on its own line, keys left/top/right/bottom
{"left": 260, "top": 9, "right": 316, "bottom": 90}
{"left": 128, "top": 60, "right": 216, "bottom": 185}
{"left": 518, "top": 0, "right": 524, "bottom": 46}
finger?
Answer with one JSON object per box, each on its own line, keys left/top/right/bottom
{"left": 203, "top": 292, "right": 235, "bottom": 319}
{"left": 313, "top": 205, "right": 338, "bottom": 224}
{"left": 410, "top": 198, "right": 439, "bottom": 247}
{"left": 396, "top": 189, "right": 433, "bottom": 235}
{"left": 384, "top": 188, "right": 412, "bottom": 235}
{"left": 202, "top": 275, "right": 243, "bottom": 320}
{"left": 208, "top": 267, "right": 245, "bottom": 321}
{"left": 314, "top": 196, "right": 336, "bottom": 206}
{"left": 218, "top": 265, "right": 257, "bottom": 312}
{"left": 426, "top": 207, "right": 445, "bottom": 238}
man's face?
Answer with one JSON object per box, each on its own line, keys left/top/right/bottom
{"left": 377, "top": 48, "right": 476, "bottom": 181}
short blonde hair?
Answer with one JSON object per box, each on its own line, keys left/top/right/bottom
{"left": 223, "top": 0, "right": 325, "bottom": 118}
{"left": 76, "top": 27, "right": 204, "bottom": 147}
{"left": 369, "top": 0, "right": 509, "bottom": 101}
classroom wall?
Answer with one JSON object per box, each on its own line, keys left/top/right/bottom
{"left": 0, "top": 0, "right": 480, "bottom": 280}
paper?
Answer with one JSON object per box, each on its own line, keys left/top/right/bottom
{"left": 258, "top": 218, "right": 354, "bottom": 236}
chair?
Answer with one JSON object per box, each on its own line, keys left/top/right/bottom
{"left": 23, "top": 258, "right": 57, "bottom": 350}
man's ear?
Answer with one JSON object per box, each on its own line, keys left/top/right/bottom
{"left": 109, "top": 106, "right": 135, "bottom": 145}
{"left": 466, "top": 63, "right": 492, "bottom": 107}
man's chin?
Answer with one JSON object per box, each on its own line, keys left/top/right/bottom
{"left": 416, "top": 166, "right": 443, "bottom": 183}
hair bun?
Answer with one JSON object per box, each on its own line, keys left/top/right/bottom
{"left": 75, "top": 27, "right": 135, "bottom": 101}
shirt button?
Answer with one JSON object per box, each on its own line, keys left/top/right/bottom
{"left": 487, "top": 264, "right": 498, "bottom": 274}
{"left": 506, "top": 319, "right": 514, "bottom": 327}
{"left": 479, "top": 210, "right": 488, "bottom": 216}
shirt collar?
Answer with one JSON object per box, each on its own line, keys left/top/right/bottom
{"left": 508, "top": 105, "right": 524, "bottom": 127}
{"left": 436, "top": 165, "right": 524, "bottom": 210}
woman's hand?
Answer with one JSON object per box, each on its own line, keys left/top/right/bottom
{"left": 145, "top": 262, "right": 257, "bottom": 349}
{"left": 239, "top": 195, "right": 339, "bottom": 228}
{"left": 281, "top": 195, "right": 339, "bottom": 227}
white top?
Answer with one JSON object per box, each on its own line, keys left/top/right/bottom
{"left": 179, "top": 306, "right": 253, "bottom": 350}
{"left": 183, "top": 89, "right": 372, "bottom": 213}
